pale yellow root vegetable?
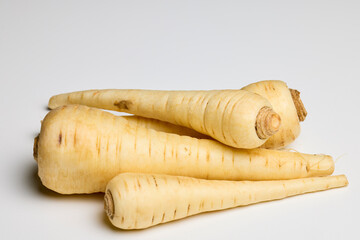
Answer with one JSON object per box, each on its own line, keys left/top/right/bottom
{"left": 34, "top": 105, "right": 334, "bottom": 194}
{"left": 242, "top": 80, "right": 307, "bottom": 149}
{"left": 33, "top": 115, "right": 210, "bottom": 159}
{"left": 48, "top": 89, "right": 281, "bottom": 148}
{"left": 105, "top": 173, "right": 348, "bottom": 229}
{"left": 124, "top": 116, "right": 209, "bottom": 139}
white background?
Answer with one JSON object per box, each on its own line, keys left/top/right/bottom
{"left": 0, "top": 0, "right": 359, "bottom": 239}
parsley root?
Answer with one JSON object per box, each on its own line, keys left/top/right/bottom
{"left": 48, "top": 89, "right": 281, "bottom": 149}
{"left": 105, "top": 173, "right": 348, "bottom": 229}
{"left": 34, "top": 105, "right": 334, "bottom": 194}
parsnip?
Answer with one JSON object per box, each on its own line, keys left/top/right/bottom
{"left": 242, "top": 80, "right": 307, "bottom": 149}
{"left": 105, "top": 173, "right": 348, "bottom": 229}
{"left": 34, "top": 105, "right": 334, "bottom": 194}
{"left": 48, "top": 89, "right": 281, "bottom": 149}
{"left": 124, "top": 116, "right": 209, "bottom": 139}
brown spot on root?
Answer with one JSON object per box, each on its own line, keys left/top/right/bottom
{"left": 148, "top": 137, "right": 152, "bottom": 157}
{"left": 137, "top": 178, "right": 141, "bottom": 189}
{"left": 33, "top": 134, "right": 40, "bottom": 161}
{"left": 187, "top": 204, "right": 191, "bottom": 215}
{"left": 255, "top": 107, "right": 281, "bottom": 139}
{"left": 96, "top": 137, "right": 101, "bottom": 156}
{"left": 123, "top": 180, "right": 129, "bottom": 192}
{"left": 163, "top": 146, "right": 167, "bottom": 162}
{"left": 152, "top": 176, "right": 158, "bottom": 188}
{"left": 114, "top": 100, "right": 132, "bottom": 110}
{"left": 180, "top": 96, "right": 186, "bottom": 104}
{"left": 290, "top": 89, "right": 307, "bottom": 122}
{"left": 73, "top": 130, "right": 77, "bottom": 146}
{"left": 58, "top": 132, "right": 62, "bottom": 145}
{"left": 199, "top": 200, "right": 205, "bottom": 211}
{"left": 211, "top": 129, "right": 216, "bottom": 136}
{"left": 206, "top": 150, "right": 210, "bottom": 163}
{"left": 104, "top": 190, "right": 115, "bottom": 220}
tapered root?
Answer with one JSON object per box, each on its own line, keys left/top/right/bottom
{"left": 290, "top": 89, "right": 307, "bottom": 122}
{"left": 106, "top": 174, "right": 348, "bottom": 230}
{"left": 33, "top": 134, "right": 39, "bottom": 162}
{"left": 104, "top": 190, "right": 115, "bottom": 220}
{"left": 256, "top": 107, "right": 281, "bottom": 139}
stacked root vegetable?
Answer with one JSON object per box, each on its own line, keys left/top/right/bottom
{"left": 33, "top": 80, "right": 347, "bottom": 230}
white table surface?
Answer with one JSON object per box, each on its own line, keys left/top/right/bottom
{"left": 1, "top": 1, "right": 359, "bottom": 239}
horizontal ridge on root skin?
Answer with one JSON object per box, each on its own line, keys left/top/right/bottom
{"left": 48, "top": 89, "right": 281, "bottom": 149}
{"left": 105, "top": 173, "right": 348, "bottom": 230}
{"left": 35, "top": 105, "right": 334, "bottom": 194}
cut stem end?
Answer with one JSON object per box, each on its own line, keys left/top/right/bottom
{"left": 256, "top": 107, "right": 281, "bottom": 139}
{"left": 104, "top": 190, "right": 115, "bottom": 220}
{"left": 290, "top": 89, "right": 307, "bottom": 122}
{"left": 33, "top": 134, "right": 39, "bottom": 162}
